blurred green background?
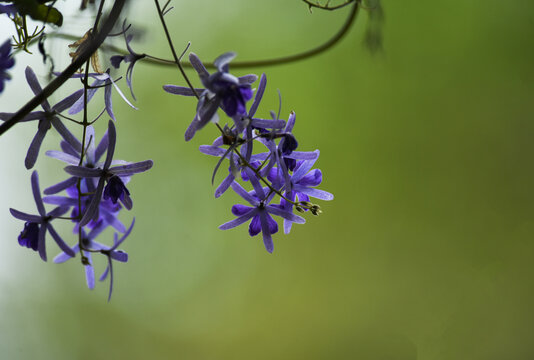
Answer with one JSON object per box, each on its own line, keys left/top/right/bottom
{"left": 1, "top": 0, "right": 534, "bottom": 359}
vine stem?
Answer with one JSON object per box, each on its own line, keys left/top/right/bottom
{"left": 0, "top": 0, "right": 127, "bottom": 137}
{"left": 153, "top": 0, "right": 199, "bottom": 98}
{"left": 302, "top": 0, "right": 356, "bottom": 11}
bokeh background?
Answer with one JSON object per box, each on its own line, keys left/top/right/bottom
{"left": 1, "top": 1, "right": 534, "bottom": 359}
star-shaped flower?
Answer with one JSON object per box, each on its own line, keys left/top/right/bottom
{"left": 219, "top": 181, "right": 305, "bottom": 253}
{"left": 63, "top": 120, "right": 153, "bottom": 226}
{"left": 163, "top": 52, "right": 258, "bottom": 141}
{"left": 10, "top": 171, "right": 75, "bottom": 261}
{"left": 0, "top": 67, "right": 82, "bottom": 168}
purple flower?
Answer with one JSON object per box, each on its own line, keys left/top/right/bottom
{"left": 44, "top": 125, "right": 109, "bottom": 195}
{"left": 0, "top": 67, "right": 82, "bottom": 169}
{"left": 10, "top": 171, "right": 75, "bottom": 261}
{"left": 54, "top": 219, "right": 133, "bottom": 296}
{"left": 257, "top": 112, "right": 318, "bottom": 192}
{"left": 163, "top": 52, "right": 258, "bottom": 141}
{"left": 43, "top": 182, "right": 126, "bottom": 233}
{"left": 199, "top": 136, "right": 269, "bottom": 198}
{"left": 18, "top": 222, "right": 39, "bottom": 251}
{"left": 67, "top": 69, "right": 137, "bottom": 121}
{"left": 219, "top": 182, "right": 305, "bottom": 253}
{"left": 270, "top": 154, "right": 334, "bottom": 233}
{"left": 103, "top": 175, "right": 130, "bottom": 204}
{"left": 63, "top": 120, "right": 153, "bottom": 226}
{"left": 0, "top": 39, "right": 14, "bottom": 94}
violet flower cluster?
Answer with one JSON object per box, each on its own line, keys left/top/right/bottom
{"left": 164, "top": 53, "right": 333, "bottom": 253}
{"left": 3, "top": 33, "right": 152, "bottom": 299}
{"left": 1, "top": 0, "right": 347, "bottom": 299}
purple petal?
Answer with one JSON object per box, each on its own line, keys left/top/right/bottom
{"left": 95, "top": 131, "right": 109, "bottom": 162}
{"left": 189, "top": 53, "right": 209, "bottom": 78}
{"left": 293, "top": 185, "right": 334, "bottom": 201}
{"left": 286, "top": 151, "right": 319, "bottom": 161}
{"left": 215, "top": 174, "right": 235, "bottom": 198}
{"left": 53, "top": 89, "right": 84, "bottom": 113}
{"left": 45, "top": 150, "right": 79, "bottom": 165}
{"left": 232, "top": 204, "right": 254, "bottom": 216}
{"left": 79, "top": 176, "right": 106, "bottom": 226}
{"left": 109, "top": 219, "right": 135, "bottom": 250}
{"left": 163, "top": 85, "right": 203, "bottom": 96}
{"left": 85, "top": 253, "right": 95, "bottom": 289}
{"left": 259, "top": 212, "right": 275, "bottom": 253}
{"left": 25, "top": 67, "right": 50, "bottom": 110}
{"left": 213, "top": 52, "right": 236, "bottom": 72}
{"left": 230, "top": 182, "right": 259, "bottom": 206}
{"left": 110, "top": 251, "right": 128, "bottom": 262}
{"left": 31, "top": 171, "right": 46, "bottom": 217}
{"left": 266, "top": 205, "right": 306, "bottom": 224}
{"left": 199, "top": 145, "right": 226, "bottom": 157}
{"left": 298, "top": 169, "right": 322, "bottom": 187}
{"left": 291, "top": 153, "right": 319, "bottom": 183}
{"left": 219, "top": 209, "right": 257, "bottom": 230}
{"left": 54, "top": 243, "right": 80, "bottom": 263}
{"left": 64, "top": 166, "right": 103, "bottom": 178}
{"left": 25, "top": 121, "right": 49, "bottom": 169}
{"left": 238, "top": 74, "right": 258, "bottom": 85}
{"left": 248, "top": 214, "right": 261, "bottom": 236}
{"left": 9, "top": 208, "right": 42, "bottom": 223}
{"left": 285, "top": 111, "right": 296, "bottom": 132}
{"left": 104, "top": 120, "right": 116, "bottom": 169}
{"left": 109, "top": 160, "right": 153, "bottom": 176}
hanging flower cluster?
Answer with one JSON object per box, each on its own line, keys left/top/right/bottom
{"left": 0, "top": 0, "right": 369, "bottom": 299}
{"left": 164, "top": 53, "right": 333, "bottom": 253}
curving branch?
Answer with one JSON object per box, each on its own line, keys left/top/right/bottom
{"left": 50, "top": 0, "right": 360, "bottom": 70}
{"left": 302, "top": 0, "right": 356, "bottom": 11}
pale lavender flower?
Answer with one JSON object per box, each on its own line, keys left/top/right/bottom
{"left": 68, "top": 70, "right": 137, "bottom": 121}
{"left": 10, "top": 171, "right": 75, "bottom": 261}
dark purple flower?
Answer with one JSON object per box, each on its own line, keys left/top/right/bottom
{"left": 219, "top": 181, "right": 305, "bottom": 253}
{"left": 103, "top": 175, "right": 130, "bottom": 204}
{"left": 0, "top": 39, "right": 14, "bottom": 94}
{"left": 18, "top": 222, "right": 39, "bottom": 251}
{"left": 0, "top": 67, "right": 82, "bottom": 169}
{"left": 54, "top": 219, "right": 133, "bottom": 295}
{"left": 10, "top": 171, "right": 75, "bottom": 261}
{"left": 63, "top": 120, "right": 153, "bottom": 226}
